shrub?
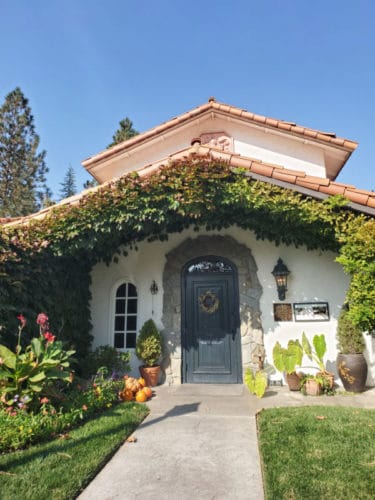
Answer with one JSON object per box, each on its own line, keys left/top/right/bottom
{"left": 0, "top": 377, "right": 124, "bottom": 452}
{"left": 136, "top": 319, "right": 162, "bottom": 367}
{"left": 337, "top": 307, "right": 365, "bottom": 354}
{"left": 81, "top": 345, "right": 131, "bottom": 378}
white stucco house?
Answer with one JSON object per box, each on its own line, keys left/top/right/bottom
{"left": 79, "top": 98, "right": 374, "bottom": 386}
{"left": 7, "top": 98, "right": 374, "bottom": 386}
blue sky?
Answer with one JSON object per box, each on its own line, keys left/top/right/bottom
{"left": 1, "top": 0, "right": 374, "bottom": 197}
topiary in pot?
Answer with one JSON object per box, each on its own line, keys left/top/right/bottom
{"left": 136, "top": 319, "right": 162, "bottom": 387}
{"left": 336, "top": 307, "right": 367, "bottom": 392}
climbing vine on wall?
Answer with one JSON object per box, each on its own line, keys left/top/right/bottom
{"left": 0, "top": 158, "right": 373, "bottom": 355}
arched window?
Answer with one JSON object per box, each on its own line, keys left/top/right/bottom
{"left": 113, "top": 282, "right": 138, "bottom": 349}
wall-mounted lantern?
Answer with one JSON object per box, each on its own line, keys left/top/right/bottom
{"left": 150, "top": 280, "right": 159, "bottom": 295}
{"left": 271, "top": 258, "right": 290, "bottom": 301}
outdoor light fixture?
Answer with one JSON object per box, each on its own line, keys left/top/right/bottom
{"left": 271, "top": 258, "right": 290, "bottom": 301}
{"left": 150, "top": 280, "right": 159, "bottom": 295}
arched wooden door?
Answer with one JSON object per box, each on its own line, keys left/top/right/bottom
{"left": 182, "top": 256, "right": 242, "bottom": 383}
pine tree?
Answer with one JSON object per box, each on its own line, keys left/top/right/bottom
{"left": 59, "top": 165, "right": 77, "bottom": 199}
{"left": 0, "top": 87, "right": 48, "bottom": 217}
{"left": 108, "top": 117, "right": 138, "bottom": 148}
{"left": 83, "top": 178, "right": 98, "bottom": 189}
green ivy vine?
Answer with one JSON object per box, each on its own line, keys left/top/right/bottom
{"left": 0, "top": 158, "right": 373, "bottom": 359}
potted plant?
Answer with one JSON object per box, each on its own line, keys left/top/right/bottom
{"left": 302, "top": 332, "right": 334, "bottom": 389}
{"left": 272, "top": 339, "right": 304, "bottom": 390}
{"left": 302, "top": 374, "right": 322, "bottom": 396}
{"left": 136, "top": 319, "right": 162, "bottom": 387}
{"left": 336, "top": 307, "right": 367, "bottom": 392}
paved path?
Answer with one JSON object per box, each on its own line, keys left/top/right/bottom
{"left": 78, "top": 385, "right": 375, "bottom": 500}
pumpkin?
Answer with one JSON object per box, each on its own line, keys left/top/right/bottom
{"left": 125, "top": 377, "right": 141, "bottom": 393}
{"left": 119, "top": 388, "right": 134, "bottom": 401}
{"left": 135, "top": 390, "right": 148, "bottom": 402}
{"left": 138, "top": 377, "right": 146, "bottom": 388}
{"left": 142, "top": 386, "right": 153, "bottom": 399}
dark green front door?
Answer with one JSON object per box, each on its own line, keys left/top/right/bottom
{"left": 182, "top": 257, "right": 241, "bottom": 384}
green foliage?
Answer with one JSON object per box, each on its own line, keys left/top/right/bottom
{"left": 81, "top": 345, "right": 131, "bottom": 377}
{"left": 244, "top": 368, "right": 268, "bottom": 398}
{"left": 59, "top": 165, "right": 77, "bottom": 199}
{"left": 0, "top": 316, "right": 75, "bottom": 410}
{"left": 108, "top": 116, "right": 139, "bottom": 148}
{"left": 136, "top": 319, "right": 162, "bottom": 366}
{"left": 302, "top": 332, "right": 327, "bottom": 372}
{"left": 0, "top": 87, "right": 48, "bottom": 216}
{"left": 272, "top": 339, "right": 303, "bottom": 374}
{"left": 0, "top": 158, "right": 373, "bottom": 349}
{"left": 337, "top": 307, "right": 365, "bottom": 354}
{"left": 336, "top": 219, "right": 375, "bottom": 332}
{"left": 0, "top": 378, "right": 126, "bottom": 453}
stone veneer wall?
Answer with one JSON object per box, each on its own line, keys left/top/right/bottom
{"left": 161, "top": 235, "right": 264, "bottom": 385}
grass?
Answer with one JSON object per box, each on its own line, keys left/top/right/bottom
{"left": 257, "top": 406, "right": 375, "bottom": 500}
{"left": 0, "top": 402, "right": 148, "bottom": 500}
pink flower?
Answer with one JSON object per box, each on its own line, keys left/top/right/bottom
{"left": 82, "top": 405, "right": 88, "bottom": 411}
{"left": 36, "top": 313, "right": 49, "bottom": 326}
{"left": 40, "top": 397, "right": 49, "bottom": 404}
{"left": 43, "top": 332, "right": 56, "bottom": 343}
{"left": 17, "top": 314, "right": 26, "bottom": 327}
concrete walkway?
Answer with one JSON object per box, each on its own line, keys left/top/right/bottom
{"left": 78, "top": 385, "right": 375, "bottom": 500}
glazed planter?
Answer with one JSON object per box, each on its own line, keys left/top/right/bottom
{"left": 286, "top": 372, "right": 303, "bottom": 391}
{"left": 336, "top": 353, "right": 368, "bottom": 393}
{"left": 139, "top": 365, "right": 160, "bottom": 387}
{"left": 305, "top": 378, "right": 322, "bottom": 396}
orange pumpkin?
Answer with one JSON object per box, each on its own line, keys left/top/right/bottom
{"left": 120, "top": 388, "right": 134, "bottom": 401}
{"left": 138, "top": 377, "right": 146, "bottom": 388}
{"left": 125, "top": 377, "right": 140, "bottom": 393}
{"left": 135, "top": 390, "right": 148, "bottom": 402}
{"left": 143, "top": 386, "right": 153, "bottom": 399}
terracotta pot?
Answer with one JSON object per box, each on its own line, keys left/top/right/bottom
{"left": 337, "top": 353, "right": 368, "bottom": 393}
{"left": 139, "top": 365, "right": 160, "bottom": 387}
{"left": 305, "top": 378, "right": 321, "bottom": 396}
{"left": 286, "top": 372, "right": 303, "bottom": 391}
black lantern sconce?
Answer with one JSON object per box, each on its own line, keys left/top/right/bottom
{"left": 150, "top": 280, "right": 159, "bottom": 295}
{"left": 271, "top": 258, "right": 290, "bottom": 301}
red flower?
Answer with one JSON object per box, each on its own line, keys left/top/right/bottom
{"left": 43, "top": 332, "right": 56, "bottom": 343}
{"left": 17, "top": 314, "right": 26, "bottom": 327}
{"left": 40, "top": 397, "right": 49, "bottom": 404}
{"left": 36, "top": 312, "right": 49, "bottom": 325}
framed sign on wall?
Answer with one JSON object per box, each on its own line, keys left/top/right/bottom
{"left": 293, "top": 302, "right": 330, "bottom": 322}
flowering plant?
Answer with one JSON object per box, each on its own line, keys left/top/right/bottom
{"left": 0, "top": 313, "right": 75, "bottom": 410}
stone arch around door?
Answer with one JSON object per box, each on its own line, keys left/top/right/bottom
{"left": 162, "top": 235, "right": 264, "bottom": 385}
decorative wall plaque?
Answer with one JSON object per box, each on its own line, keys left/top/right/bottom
{"left": 273, "top": 303, "right": 292, "bottom": 322}
{"left": 294, "top": 302, "right": 330, "bottom": 322}
{"left": 200, "top": 132, "right": 233, "bottom": 152}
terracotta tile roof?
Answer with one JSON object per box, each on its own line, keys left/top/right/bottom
{"left": 82, "top": 97, "right": 358, "bottom": 170}
{"left": 3, "top": 144, "right": 373, "bottom": 228}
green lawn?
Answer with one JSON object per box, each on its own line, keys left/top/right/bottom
{"left": 0, "top": 402, "right": 148, "bottom": 500}
{"left": 257, "top": 406, "right": 375, "bottom": 500}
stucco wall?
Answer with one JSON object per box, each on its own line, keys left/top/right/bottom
{"left": 88, "top": 226, "right": 361, "bottom": 384}
{"left": 93, "top": 115, "right": 328, "bottom": 182}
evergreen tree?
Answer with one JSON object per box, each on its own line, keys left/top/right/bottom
{"left": 83, "top": 178, "right": 98, "bottom": 189}
{"left": 59, "top": 165, "right": 77, "bottom": 199}
{"left": 108, "top": 117, "right": 138, "bottom": 148}
{"left": 0, "top": 87, "right": 48, "bottom": 217}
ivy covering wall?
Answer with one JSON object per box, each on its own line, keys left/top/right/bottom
{"left": 0, "top": 159, "right": 373, "bottom": 363}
